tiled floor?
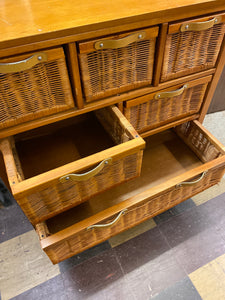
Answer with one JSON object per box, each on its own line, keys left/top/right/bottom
{"left": 0, "top": 111, "right": 225, "bottom": 300}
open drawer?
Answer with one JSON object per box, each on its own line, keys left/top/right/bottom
{"left": 35, "top": 121, "right": 225, "bottom": 264}
{"left": 0, "top": 106, "right": 145, "bottom": 224}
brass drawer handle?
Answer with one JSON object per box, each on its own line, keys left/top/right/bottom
{"left": 95, "top": 31, "right": 146, "bottom": 50}
{"left": 154, "top": 84, "right": 188, "bottom": 100}
{"left": 59, "top": 158, "right": 112, "bottom": 183}
{"left": 87, "top": 209, "right": 127, "bottom": 230}
{"left": 0, "top": 52, "right": 48, "bottom": 74}
{"left": 180, "top": 17, "right": 221, "bottom": 32}
{"left": 176, "top": 171, "right": 207, "bottom": 187}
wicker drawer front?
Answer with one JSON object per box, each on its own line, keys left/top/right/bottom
{"left": 161, "top": 14, "right": 225, "bottom": 82}
{"left": 37, "top": 120, "right": 225, "bottom": 264}
{"left": 0, "top": 106, "right": 145, "bottom": 225}
{"left": 124, "top": 76, "right": 211, "bottom": 133}
{"left": 40, "top": 165, "right": 225, "bottom": 264}
{"left": 78, "top": 27, "right": 159, "bottom": 102}
{"left": 0, "top": 48, "right": 74, "bottom": 129}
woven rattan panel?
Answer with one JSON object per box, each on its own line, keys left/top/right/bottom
{"left": 46, "top": 163, "right": 225, "bottom": 264}
{"left": 79, "top": 38, "right": 156, "bottom": 102}
{"left": 0, "top": 58, "right": 74, "bottom": 129}
{"left": 176, "top": 121, "right": 222, "bottom": 162}
{"left": 19, "top": 151, "right": 143, "bottom": 224}
{"left": 125, "top": 83, "right": 208, "bottom": 132}
{"left": 161, "top": 23, "right": 225, "bottom": 82}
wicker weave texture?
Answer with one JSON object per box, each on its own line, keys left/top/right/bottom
{"left": 175, "top": 121, "right": 222, "bottom": 162}
{"left": 44, "top": 121, "right": 225, "bottom": 263}
{"left": 0, "top": 57, "right": 74, "bottom": 129}
{"left": 161, "top": 23, "right": 225, "bottom": 82}
{"left": 45, "top": 163, "right": 225, "bottom": 264}
{"left": 19, "top": 151, "right": 143, "bottom": 224}
{"left": 79, "top": 38, "right": 156, "bottom": 102}
{"left": 125, "top": 83, "right": 208, "bottom": 132}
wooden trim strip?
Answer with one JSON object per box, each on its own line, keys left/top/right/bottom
{"left": 0, "top": 137, "right": 20, "bottom": 185}
{"left": 36, "top": 222, "right": 50, "bottom": 240}
{"left": 199, "top": 32, "right": 225, "bottom": 122}
{"left": 140, "top": 114, "right": 199, "bottom": 138}
{"left": 126, "top": 75, "right": 212, "bottom": 108}
{"left": 153, "top": 23, "right": 168, "bottom": 86}
{"left": 79, "top": 27, "right": 159, "bottom": 54}
{"left": 0, "top": 47, "right": 65, "bottom": 64}
{"left": 168, "top": 12, "right": 225, "bottom": 34}
{"left": 0, "top": 52, "right": 48, "bottom": 74}
{"left": 65, "top": 43, "right": 84, "bottom": 109}
{"left": 11, "top": 137, "right": 145, "bottom": 198}
{"left": 180, "top": 17, "right": 221, "bottom": 32}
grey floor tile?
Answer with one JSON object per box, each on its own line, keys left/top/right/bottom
{"left": 151, "top": 277, "right": 202, "bottom": 300}
{"left": 114, "top": 227, "right": 171, "bottom": 273}
{"left": 158, "top": 196, "right": 225, "bottom": 274}
{"left": 10, "top": 275, "right": 67, "bottom": 300}
{"left": 0, "top": 202, "right": 33, "bottom": 243}
{"left": 62, "top": 248, "right": 135, "bottom": 300}
{"left": 114, "top": 227, "right": 186, "bottom": 298}
{"left": 154, "top": 198, "right": 196, "bottom": 225}
{"left": 59, "top": 241, "right": 111, "bottom": 273}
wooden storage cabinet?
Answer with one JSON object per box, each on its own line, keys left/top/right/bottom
{"left": 1, "top": 0, "right": 225, "bottom": 264}
{"left": 0, "top": 48, "right": 75, "bottom": 129}
{"left": 0, "top": 106, "right": 145, "bottom": 224}
{"left": 36, "top": 120, "right": 225, "bottom": 264}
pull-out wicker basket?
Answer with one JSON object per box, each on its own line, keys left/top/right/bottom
{"left": 36, "top": 120, "right": 225, "bottom": 264}
{"left": 124, "top": 76, "right": 211, "bottom": 133}
{"left": 78, "top": 27, "right": 159, "bottom": 102}
{"left": 0, "top": 106, "right": 145, "bottom": 224}
{"left": 0, "top": 47, "right": 74, "bottom": 129}
{"left": 161, "top": 14, "right": 225, "bottom": 82}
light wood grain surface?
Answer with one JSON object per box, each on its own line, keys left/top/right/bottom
{"left": 0, "top": 0, "right": 224, "bottom": 46}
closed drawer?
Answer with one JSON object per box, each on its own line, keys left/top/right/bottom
{"left": 78, "top": 27, "right": 159, "bottom": 102}
{"left": 124, "top": 76, "right": 211, "bottom": 133}
{"left": 36, "top": 121, "right": 225, "bottom": 264}
{"left": 0, "top": 48, "right": 74, "bottom": 129}
{"left": 0, "top": 106, "right": 145, "bottom": 224}
{"left": 161, "top": 13, "right": 225, "bottom": 82}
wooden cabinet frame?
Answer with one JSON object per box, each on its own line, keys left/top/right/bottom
{"left": 1, "top": 0, "right": 225, "bottom": 264}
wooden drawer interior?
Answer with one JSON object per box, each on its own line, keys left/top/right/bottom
{"left": 124, "top": 76, "right": 211, "bottom": 133}
{"left": 161, "top": 13, "right": 225, "bottom": 82}
{"left": 15, "top": 113, "right": 115, "bottom": 178}
{"left": 78, "top": 27, "right": 159, "bottom": 102}
{"left": 45, "top": 128, "right": 204, "bottom": 231}
{"left": 0, "top": 47, "right": 75, "bottom": 129}
{"left": 37, "top": 121, "right": 225, "bottom": 263}
{"left": 0, "top": 106, "right": 145, "bottom": 224}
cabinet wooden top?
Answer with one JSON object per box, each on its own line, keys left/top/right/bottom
{"left": 0, "top": 0, "right": 225, "bottom": 49}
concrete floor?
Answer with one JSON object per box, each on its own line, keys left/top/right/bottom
{"left": 203, "top": 110, "right": 225, "bottom": 146}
